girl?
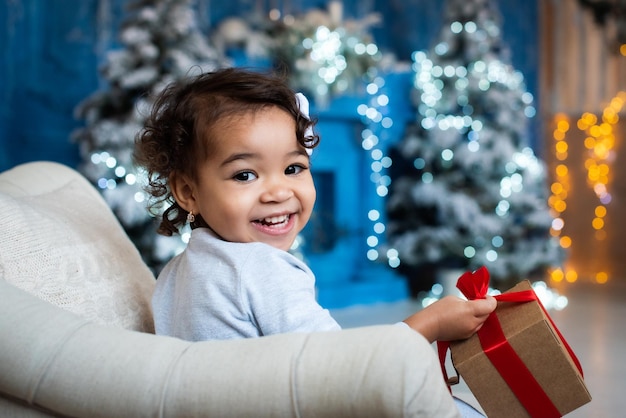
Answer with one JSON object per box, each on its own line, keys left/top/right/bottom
{"left": 133, "top": 67, "right": 495, "bottom": 344}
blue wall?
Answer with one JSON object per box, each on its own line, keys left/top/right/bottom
{"left": 1, "top": 1, "right": 98, "bottom": 170}
{"left": 0, "top": 0, "right": 538, "bottom": 172}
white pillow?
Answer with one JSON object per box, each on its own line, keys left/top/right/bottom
{"left": 0, "top": 162, "right": 155, "bottom": 332}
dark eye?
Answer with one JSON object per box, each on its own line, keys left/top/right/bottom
{"left": 233, "top": 171, "right": 257, "bottom": 182}
{"left": 285, "top": 164, "right": 306, "bottom": 175}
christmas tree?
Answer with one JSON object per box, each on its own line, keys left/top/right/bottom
{"left": 386, "top": 0, "right": 564, "bottom": 291}
{"left": 73, "top": 0, "right": 228, "bottom": 272}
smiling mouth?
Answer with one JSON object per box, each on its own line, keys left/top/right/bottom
{"left": 255, "top": 214, "right": 291, "bottom": 227}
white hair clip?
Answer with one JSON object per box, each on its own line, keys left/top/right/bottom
{"left": 295, "top": 92, "right": 314, "bottom": 156}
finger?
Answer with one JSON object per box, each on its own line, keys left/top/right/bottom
{"left": 473, "top": 296, "right": 497, "bottom": 316}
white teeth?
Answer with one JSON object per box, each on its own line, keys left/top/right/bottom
{"left": 262, "top": 215, "right": 289, "bottom": 225}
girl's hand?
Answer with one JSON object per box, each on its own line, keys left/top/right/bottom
{"left": 403, "top": 295, "right": 497, "bottom": 343}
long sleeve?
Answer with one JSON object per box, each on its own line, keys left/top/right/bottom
{"left": 152, "top": 229, "right": 339, "bottom": 341}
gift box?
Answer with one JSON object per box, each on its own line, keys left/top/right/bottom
{"left": 445, "top": 270, "right": 591, "bottom": 417}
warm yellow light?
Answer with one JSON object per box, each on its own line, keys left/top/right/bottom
{"left": 610, "top": 96, "right": 624, "bottom": 109}
{"left": 596, "top": 272, "right": 608, "bottom": 284}
{"left": 559, "top": 236, "right": 572, "bottom": 248}
{"left": 551, "top": 182, "right": 563, "bottom": 194}
{"left": 565, "top": 270, "right": 578, "bottom": 283}
{"left": 603, "top": 107, "right": 616, "bottom": 118}
{"left": 557, "top": 120, "right": 570, "bottom": 132}
{"left": 553, "top": 130, "right": 565, "bottom": 140}
{"left": 594, "top": 144, "right": 608, "bottom": 159}
{"left": 552, "top": 114, "right": 571, "bottom": 264}
{"left": 553, "top": 200, "right": 567, "bottom": 213}
{"left": 592, "top": 217, "right": 604, "bottom": 230}
{"left": 583, "top": 112, "right": 597, "bottom": 125}
{"left": 599, "top": 122, "right": 612, "bottom": 135}
{"left": 605, "top": 135, "right": 615, "bottom": 148}
{"left": 589, "top": 125, "right": 601, "bottom": 137}
{"left": 576, "top": 100, "right": 619, "bottom": 255}
{"left": 621, "top": 44, "right": 626, "bottom": 56}
{"left": 551, "top": 269, "right": 564, "bottom": 282}
{"left": 548, "top": 195, "right": 557, "bottom": 206}
{"left": 605, "top": 113, "right": 619, "bottom": 124}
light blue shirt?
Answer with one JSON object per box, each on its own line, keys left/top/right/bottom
{"left": 152, "top": 228, "right": 341, "bottom": 341}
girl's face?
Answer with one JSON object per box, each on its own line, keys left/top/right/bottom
{"left": 178, "top": 106, "right": 316, "bottom": 251}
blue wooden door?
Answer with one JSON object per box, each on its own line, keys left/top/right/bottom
{"left": 305, "top": 92, "right": 409, "bottom": 308}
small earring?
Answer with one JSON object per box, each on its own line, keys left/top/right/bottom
{"left": 186, "top": 211, "right": 195, "bottom": 223}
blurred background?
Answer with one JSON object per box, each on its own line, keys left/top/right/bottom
{"left": 2, "top": 0, "right": 624, "bottom": 416}
{"left": 2, "top": 0, "right": 624, "bottom": 305}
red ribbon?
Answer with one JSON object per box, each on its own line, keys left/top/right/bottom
{"left": 437, "top": 266, "right": 584, "bottom": 418}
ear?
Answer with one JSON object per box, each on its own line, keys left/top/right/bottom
{"left": 170, "top": 172, "right": 197, "bottom": 213}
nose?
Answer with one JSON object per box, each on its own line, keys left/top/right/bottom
{"left": 260, "top": 178, "right": 294, "bottom": 203}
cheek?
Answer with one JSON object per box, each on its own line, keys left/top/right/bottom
{"left": 200, "top": 190, "right": 245, "bottom": 225}
{"left": 219, "top": 195, "right": 250, "bottom": 220}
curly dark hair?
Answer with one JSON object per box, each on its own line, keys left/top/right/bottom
{"left": 133, "top": 67, "right": 320, "bottom": 236}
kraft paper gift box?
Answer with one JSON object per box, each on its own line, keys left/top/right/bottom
{"left": 444, "top": 269, "right": 591, "bottom": 418}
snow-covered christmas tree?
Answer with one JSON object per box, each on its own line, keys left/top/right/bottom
{"left": 386, "top": 0, "right": 565, "bottom": 291}
{"left": 73, "top": 0, "right": 228, "bottom": 272}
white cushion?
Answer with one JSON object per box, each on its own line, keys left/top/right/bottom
{"left": 0, "top": 278, "right": 460, "bottom": 417}
{"left": 0, "top": 161, "right": 155, "bottom": 332}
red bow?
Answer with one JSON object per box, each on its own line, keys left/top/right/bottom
{"left": 437, "top": 266, "right": 583, "bottom": 418}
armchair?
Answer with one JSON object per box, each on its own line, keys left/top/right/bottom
{"left": 0, "top": 161, "right": 459, "bottom": 417}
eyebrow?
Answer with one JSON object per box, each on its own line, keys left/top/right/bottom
{"left": 220, "top": 152, "right": 257, "bottom": 167}
{"left": 220, "top": 149, "right": 308, "bottom": 167}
